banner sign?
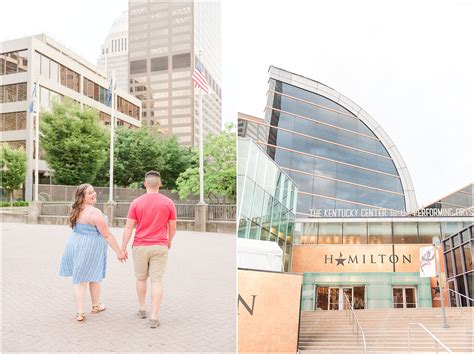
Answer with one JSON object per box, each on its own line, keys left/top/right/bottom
{"left": 419, "top": 246, "right": 436, "bottom": 277}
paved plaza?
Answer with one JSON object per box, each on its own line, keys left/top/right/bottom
{"left": 1, "top": 222, "right": 236, "bottom": 353}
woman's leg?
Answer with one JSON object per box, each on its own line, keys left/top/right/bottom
{"left": 73, "top": 282, "right": 88, "bottom": 313}
{"left": 89, "top": 282, "right": 101, "bottom": 306}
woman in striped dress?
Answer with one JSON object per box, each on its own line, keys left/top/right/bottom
{"left": 59, "top": 184, "right": 127, "bottom": 322}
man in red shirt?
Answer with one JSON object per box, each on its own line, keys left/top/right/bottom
{"left": 121, "top": 171, "right": 177, "bottom": 328}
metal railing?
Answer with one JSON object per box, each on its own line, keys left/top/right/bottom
{"left": 343, "top": 293, "right": 367, "bottom": 354}
{"left": 447, "top": 288, "right": 474, "bottom": 307}
{"left": 176, "top": 204, "right": 195, "bottom": 219}
{"left": 408, "top": 323, "right": 452, "bottom": 353}
{"left": 208, "top": 204, "right": 236, "bottom": 220}
{"left": 39, "top": 201, "right": 236, "bottom": 222}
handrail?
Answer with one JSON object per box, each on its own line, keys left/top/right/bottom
{"left": 447, "top": 288, "right": 474, "bottom": 303}
{"left": 343, "top": 293, "right": 367, "bottom": 354}
{"left": 408, "top": 323, "right": 452, "bottom": 353}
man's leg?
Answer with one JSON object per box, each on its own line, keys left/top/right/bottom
{"left": 148, "top": 245, "right": 168, "bottom": 322}
{"left": 150, "top": 280, "right": 163, "bottom": 320}
{"left": 136, "top": 279, "right": 147, "bottom": 311}
{"left": 132, "top": 245, "right": 149, "bottom": 317}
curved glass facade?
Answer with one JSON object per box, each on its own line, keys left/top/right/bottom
{"left": 264, "top": 79, "right": 406, "bottom": 216}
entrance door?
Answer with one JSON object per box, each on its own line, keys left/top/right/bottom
{"left": 315, "top": 286, "right": 364, "bottom": 310}
{"left": 328, "top": 287, "right": 339, "bottom": 310}
{"left": 393, "top": 287, "right": 417, "bottom": 308}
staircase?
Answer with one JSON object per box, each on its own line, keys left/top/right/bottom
{"left": 298, "top": 307, "right": 474, "bottom": 353}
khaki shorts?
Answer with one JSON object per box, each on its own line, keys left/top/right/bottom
{"left": 132, "top": 245, "right": 168, "bottom": 283}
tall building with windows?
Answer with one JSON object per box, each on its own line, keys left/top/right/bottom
{"left": 128, "top": 0, "right": 222, "bottom": 146}
{"left": 0, "top": 34, "right": 141, "bottom": 201}
{"left": 98, "top": 11, "right": 129, "bottom": 92}
{"left": 240, "top": 66, "right": 417, "bottom": 217}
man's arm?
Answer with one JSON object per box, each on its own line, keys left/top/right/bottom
{"left": 122, "top": 218, "right": 137, "bottom": 253}
{"left": 168, "top": 220, "right": 177, "bottom": 249}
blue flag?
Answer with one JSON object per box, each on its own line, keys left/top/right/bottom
{"left": 27, "top": 83, "right": 37, "bottom": 113}
{"left": 106, "top": 78, "right": 113, "bottom": 107}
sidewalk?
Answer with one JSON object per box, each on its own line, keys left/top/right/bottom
{"left": 1, "top": 222, "right": 236, "bottom": 353}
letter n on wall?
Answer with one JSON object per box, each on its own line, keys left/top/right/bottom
{"left": 238, "top": 294, "right": 257, "bottom": 316}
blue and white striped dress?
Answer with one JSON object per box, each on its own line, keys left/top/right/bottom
{"left": 59, "top": 221, "right": 108, "bottom": 284}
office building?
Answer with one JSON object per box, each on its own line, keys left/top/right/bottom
{"left": 0, "top": 34, "right": 141, "bottom": 201}
{"left": 128, "top": 0, "right": 222, "bottom": 145}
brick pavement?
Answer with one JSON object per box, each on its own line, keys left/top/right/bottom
{"left": 1, "top": 222, "right": 236, "bottom": 353}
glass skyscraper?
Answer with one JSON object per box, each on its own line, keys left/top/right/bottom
{"left": 240, "top": 66, "right": 417, "bottom": 216}
{"left": 128, "top": 0, "right": 222, "bottom": 146}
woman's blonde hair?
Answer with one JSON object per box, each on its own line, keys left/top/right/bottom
{"left": 69, "top": 183, "right": 92, "bottom": 228}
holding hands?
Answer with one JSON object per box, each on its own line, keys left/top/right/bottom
{"left": 117, "top": 249, "right": 128, "bottom": 263}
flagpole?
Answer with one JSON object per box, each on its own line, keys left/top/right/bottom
{"left": 198, "top": 53, "right": 205, "bottom": 205}
{"left": 34, "top": 80, "right": 39, "bottom": 202}
{"left": 108, "top": 70, "right": 116, "bottom": 203}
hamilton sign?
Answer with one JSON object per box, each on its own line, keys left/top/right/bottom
{"left": 292, "top": 245, "right": 421, "bottom": 273}
{"left": 324, "top": 251, "right": 412, "bottom": 266}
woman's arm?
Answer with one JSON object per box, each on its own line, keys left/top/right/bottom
{"left": 92, "top": 209, "right": 126, "bottom": 260}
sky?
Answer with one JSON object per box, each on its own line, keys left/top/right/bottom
{"left": 1, "top": 0, "right": 473, "bottom": 208}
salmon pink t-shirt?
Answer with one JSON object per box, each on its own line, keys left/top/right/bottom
{"left": 127, "top": 193, "right": 177, "bottom": 246}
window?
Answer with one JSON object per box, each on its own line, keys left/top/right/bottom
{"left": 0, "top": 50, "right": 28, "bottom": 76}
{"left": 130, "top": 59, "right": 147, "bottom": 74}
{"left": 150, "top": 56, "right": 168, "bottom": 72}
{"left": 172, "top": 53, "right": 190, "bottom": 69}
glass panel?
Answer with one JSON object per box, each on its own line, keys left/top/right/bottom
{"left": 393, "top": 222, "right": 418, "bottom": 244}
{"left": 418, "top": 222, "right": 441, "bottom": 244}
{"left": 454, "top": 247, "right": 464, "bottom": 275}
{"left": 353, "top": 286, "right": 365, "bottom": 309}
{"left": 343, "top": 288, "right": 353, "bottom": 310}
{"left": 17, "top": 83, "right": 26, "bottom": 101}
{"left": 393, "top": 288, "right": 404, "bottom": 308}
{"left": 343, "top": 222, "right": 367, "bottom": 244}
{"left": 448, "top": 281, "right": 457, "bottom": 307}
{"left": 316, "top": 287, "right": 329, "bottom": 310}
{"left": 441, "top": 222, "right": 464, "bottom": 238}
{"left": 445, "top": 251, "right": 454, "bottom": 278}
{"left": 319, "top": 223, "right": 342, "bottom": 244}
{"left": 456, "top": 276, "right": 467, "bottom": 306}
{"left": 405, "top": 288, "right": 416, "bottom": 308}
{"left": 462, "top": 242, "right": 472, "bottom": 271}
{"left": 329, "top": 288, "right": 339, "bottom": 310}
{"left": 368, "top": 222, "right": 392, "bottom": 244}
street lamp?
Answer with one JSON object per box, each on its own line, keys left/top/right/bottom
{"left": 432, "top": 236, "right": 449, "bottom": 328}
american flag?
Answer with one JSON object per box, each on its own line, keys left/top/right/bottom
{"left": 192, "top": 62, "right": 209, "bottom": 93}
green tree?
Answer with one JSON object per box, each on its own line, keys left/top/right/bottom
{"left": 40, "top": 100, "right": 108, "bottom": 185}
{"left": 0, "top": 144, "right": 27, "bottom": 205}
{"left": 175, "top": 123, "right": 236, "bottom": 203}
{"left": 94, "top": 127, "right": 193, "bottom": 189}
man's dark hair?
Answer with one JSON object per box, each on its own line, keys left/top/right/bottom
{"left": 145, "top": 170, "right": 161, "bottom": 178}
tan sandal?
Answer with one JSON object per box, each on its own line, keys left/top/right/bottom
{"left": 91, "top": 303, "right": 106, "bottom": 313}
{"left": 76, "top": 312, "right": 86, "bottom": 322}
